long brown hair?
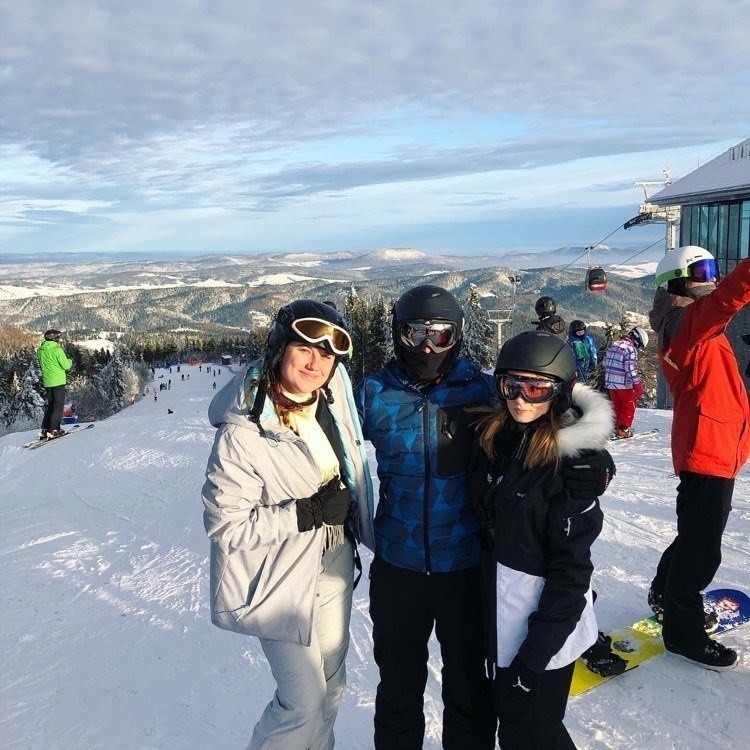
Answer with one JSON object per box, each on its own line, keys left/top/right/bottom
{"left": 471, "top": 400, "right": 561, "bottom": 471}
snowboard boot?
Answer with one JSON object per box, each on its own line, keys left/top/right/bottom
{"left": 648, "top": 588, "right": 719, "bottom": 631}
{"left": 665, "top": 639, "right": 738, "bottom": 671}
{"left": 581, "top": 631, "right": 628, "bottom": 677}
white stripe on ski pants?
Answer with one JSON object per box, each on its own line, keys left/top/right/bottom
{"left": 248, "top": 540, "right": 354, "bottom": 750}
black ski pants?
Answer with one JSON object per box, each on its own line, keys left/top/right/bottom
{"left": 652, "top": 471, "right": 734, "bottom": 649}
{"left": 494, "top": 661, "right": 576, "bottom": 750}
{"left": 41, "top": 385, "right": 66, "bottom": 433}
{"left": 369, "top": 557, "right": 496, "bottom": 750}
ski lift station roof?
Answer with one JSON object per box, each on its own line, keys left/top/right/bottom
{"left": 649, "top": 138, "right": 750, "bottom": 205}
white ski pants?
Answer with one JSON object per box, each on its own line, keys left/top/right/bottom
{"left": 248, "top": 540, "right": 354, "bottom": 750}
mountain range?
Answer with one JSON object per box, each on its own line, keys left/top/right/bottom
{"left": 0, "top": 248, "right": 658, "bottom": 334}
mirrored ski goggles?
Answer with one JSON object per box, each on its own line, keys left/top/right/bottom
{"left": 398, "top": 321, "right": 458, "bottom": 352}
{"left": 495, "top": 373, "right": 562, "bottom": 404}
{"left": 687, "top": 258, "right": 719, "bottom": 282}
{"left": 291, "top": 318, "right": 352, "bottom": 355}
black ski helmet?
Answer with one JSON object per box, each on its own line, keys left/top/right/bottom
{"left": 44, "top": 329, "right": 62, "bottom": 341}
{"left": 535, "top": 296, "right": 556, "bottom": 318}
{"left": 568, "top": 320, "right": 586, "bottom": 336}
{"left": 250, "top": 299, "right": 351, "bottom": 427}
{"left": 264, "top": 299, "right": 350, "bottom": 378}
{"left": 494, "top": 330, "right": 577, "bottom": 413}
{"left": 392, "top": 285, "right": 464, "bottom": 371}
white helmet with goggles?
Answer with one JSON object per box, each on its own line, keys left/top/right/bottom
{"left": 655, "top": 246, "right": 718, "bottom": 289}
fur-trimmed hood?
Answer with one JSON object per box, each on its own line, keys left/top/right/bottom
{"left": 556, "top": 383, "right": 614, "bottom": 458}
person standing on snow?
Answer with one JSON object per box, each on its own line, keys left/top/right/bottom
{"left": 469, "top": 331, "right": 613, "bottom": 749}
{"left": 602, "top": 327, "right": 648, "bottom": 439}
{"left": 532, "top": 296, "right": 567, "bottom": 339}
{"left": 355, "top": 285, "right": 613, "bottom": 750}
{"left": 566, "top": 320, "right": 598, "bottom": 383}
{"left": 648, "top": 248, "right": 750, "bottom": 671}
{"left": 37, "top": 329, "right": 73, "bottom": 439}
{"left": 202, "top": 300, "right": 375, "bottom": 750}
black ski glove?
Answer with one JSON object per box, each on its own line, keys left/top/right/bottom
{"left": 561, "top": 449, "right": 616, "bottom": 500}
{"left": 296, "top": 478, "right": 351, "bottom": 532}
{"left": 497, "top": 655, "right": 542, "bottom": 707}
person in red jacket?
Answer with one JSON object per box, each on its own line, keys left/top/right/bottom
{"left": 648, "top": 247, "right": 750, "bottom": 671}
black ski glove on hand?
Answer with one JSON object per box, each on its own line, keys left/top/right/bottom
{"left": 296, "top": 478, "right": 351, "bottom": 532}
{"left": 561, "top": 449, "right": 616, "bottom": 499}
{"left": 498, "top": 655, "right": 541, "bottom": 706}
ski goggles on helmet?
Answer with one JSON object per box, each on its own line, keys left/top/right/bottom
{"left": 687, "top": 258, "right": 719, "bottom": 282}
{"left": 398, "top": 320, "right": 458, "bottom": 352}
{"left": 291, "top": 318, "right": 352, "bottom": 355}
{"left": 495, "top": 373, "right": 562, "bottom": 404}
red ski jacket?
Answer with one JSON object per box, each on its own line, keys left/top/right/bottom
{"left": 649, "top": 258, "right": 750, "bottom": 479}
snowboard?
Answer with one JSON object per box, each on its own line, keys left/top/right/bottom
{"left": 610, "top": 428, "right": 659, "bottom": 442}
{"left": 24, "top": 423, "right": 95, "bottom": 450}
{"left": 570, "top": 588, "right": 750, "bottom": 697}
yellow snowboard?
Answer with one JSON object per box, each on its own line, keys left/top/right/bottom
{"left": 570, "top": 617, "right": 664, "bottom": 697}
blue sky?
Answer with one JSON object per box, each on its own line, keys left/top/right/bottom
{"left": 1, "top": 0, "right": 748, "bottom": 260}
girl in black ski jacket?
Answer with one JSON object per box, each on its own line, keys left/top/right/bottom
{"left": 469, "top": 331, "right": 614, "bottom": 750}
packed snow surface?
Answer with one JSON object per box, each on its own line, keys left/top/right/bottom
{"left": 1, "top": 365, "right": 748, "bottom": 749}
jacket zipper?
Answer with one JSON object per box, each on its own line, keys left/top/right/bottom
{"left": 421, "top": 398, "right": 432, "bottom": 574}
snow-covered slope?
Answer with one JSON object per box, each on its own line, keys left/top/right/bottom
{"left": 1, "top": 365, "right": 748, "bottom": 749}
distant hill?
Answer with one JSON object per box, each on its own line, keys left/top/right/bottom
{"left": 0, "top": 250, "right": 656, "bottom": 334}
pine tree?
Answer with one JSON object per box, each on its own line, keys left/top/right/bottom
{"left": 364, "top": 295, "right": 392, "bottom": 375}
{"left": 343, "top": 287, "right": 368, "bottom": 384}
{"left": 460, "top": 284, "right": 493, "bottom": 369}
{"left": 4, "top": 358, "right": 45, "bottom": 431}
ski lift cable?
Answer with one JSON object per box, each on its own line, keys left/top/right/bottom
{"left": 549, "top": 221, "right": 628, "bottom": 280}
{"left": 608, "top": 237, "right": 664, "bottom": 273}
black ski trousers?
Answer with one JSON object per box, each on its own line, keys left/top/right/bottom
{"left": 369, "top": 557, "right": 496, "bottom": 750}
{"left": 652, "top": 471, "right": 734, "bottom": 649}
{"left": 494, "top": 661, "right": 576, "bottom": 750}
{"left": 41, "top": 385, "right": 66, "bottom": 433}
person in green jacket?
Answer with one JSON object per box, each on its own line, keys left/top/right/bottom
{"left": 37, "top": 329, "right": 73, "bottom": 438}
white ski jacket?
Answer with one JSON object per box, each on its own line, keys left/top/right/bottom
{"left": 202, "top": 362, "right": 375, "bottom": 644}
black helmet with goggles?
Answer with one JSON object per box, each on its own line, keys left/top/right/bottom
{"left": 494, "top": 330, "right": 577, "bottom": 413}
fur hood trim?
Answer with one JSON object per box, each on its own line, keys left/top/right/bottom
{"left": 556, "top": 384, "right": 614, "bottom": 457}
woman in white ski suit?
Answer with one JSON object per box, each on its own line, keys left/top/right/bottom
{"left": 202, "top": 300, "right": 374, "bottom": 750}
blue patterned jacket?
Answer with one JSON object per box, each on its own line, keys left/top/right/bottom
{"left": 355, "top": 358, "right": 495, "bottom": 573}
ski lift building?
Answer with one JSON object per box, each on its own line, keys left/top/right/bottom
{"left": 648, "top": 137, "right": 750, "bottom": 402}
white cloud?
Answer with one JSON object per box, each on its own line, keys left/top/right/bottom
{"left": 1, "top": 1, "right": 748, "bottom": 255}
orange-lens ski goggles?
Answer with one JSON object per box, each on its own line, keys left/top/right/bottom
{"left": 495, "top": 374, "right": 561, "bottom": 403}
{"left": 291, "top": 318, "right": 352, "bottom": 355}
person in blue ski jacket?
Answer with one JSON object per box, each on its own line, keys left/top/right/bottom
{"left": 355, "top": 285, "right": 614, "bottom": 750}
{"left": 566, "top": 320, "right": 597, "bottom": 384}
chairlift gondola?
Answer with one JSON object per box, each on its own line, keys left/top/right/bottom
{"left": 586, "top": 266, "right": 608, "bottom": 292}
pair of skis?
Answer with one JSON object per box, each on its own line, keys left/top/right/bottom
{"left": 23, "top": 423, "right": 95, "bottom": 450}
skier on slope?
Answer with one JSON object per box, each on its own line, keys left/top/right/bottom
{"left": 566, "top": 320, "right": 598, "bottom": 384}
{"left": 603, "top": 327, "right": 648, "bottom": 439}
{"left": 532, "top": 296, "right": 567, "bottom": 339}
{"left": 648, "top": 248, "right": 750, "bottom": 671}
{"left": 37, "top": 329, "right": 73, "bottom": 439}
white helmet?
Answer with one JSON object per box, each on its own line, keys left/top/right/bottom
{"left": 655, "top": 245, "right": 717, "bottom": 288}
{"left": 628, "top": 327, "right": 649, "bottom": 349}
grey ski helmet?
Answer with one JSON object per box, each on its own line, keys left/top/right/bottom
{"left": 392, "top": 285, "right": 464, "bottom": 372}
{"left": 494, "top": 330, "right": 577, "bottom": 413}
{"left": 535, "top": 296, "right": 556, "bottom": 317}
